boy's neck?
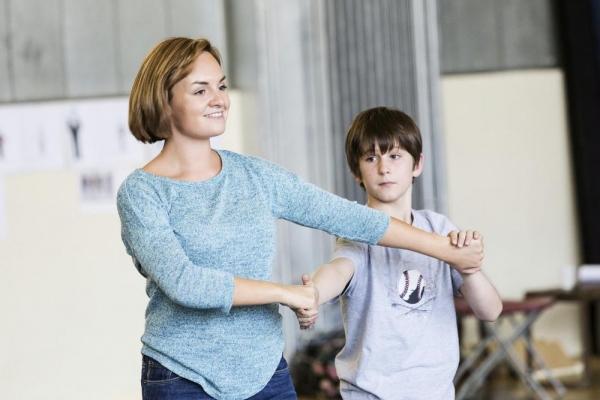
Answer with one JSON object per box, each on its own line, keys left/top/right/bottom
{"left": 366, "top": 197, "right": 413, "bottom": 225}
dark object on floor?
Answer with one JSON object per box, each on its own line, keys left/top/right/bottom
{"left": 290, "top": 331, "right": 345, "bottom": 399}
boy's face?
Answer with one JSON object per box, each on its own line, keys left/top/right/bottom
{"left": 356, "top": 144, "right": 423, "bottom": 207}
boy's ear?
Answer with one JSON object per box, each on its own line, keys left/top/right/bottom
{"left": 412, "top": 154, "right": 424, "bottom": 178}
{"left": 354, "top": 174, "right": 363, "bottom": 185}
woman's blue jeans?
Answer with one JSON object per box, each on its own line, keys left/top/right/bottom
{"left": 141, "top": 355, "right": 297, "bottom": 399}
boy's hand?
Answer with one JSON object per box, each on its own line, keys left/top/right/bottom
{"left": 295, "top": 274, "right": 320, "bottom": 330}
{"left": 448, "top": 230, "right": 479, "bottom": 248}
{"left": 448, "top": 231, "right": 484, "bottom": 274}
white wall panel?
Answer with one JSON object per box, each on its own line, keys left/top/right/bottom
{"left": 442, "top": 69, "right": 581, "bottom": 355}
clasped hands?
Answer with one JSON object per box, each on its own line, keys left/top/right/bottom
{"left": 291, "top": 229, "right": 483, "bottom": 330}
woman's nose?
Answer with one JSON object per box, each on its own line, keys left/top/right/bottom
{"left": 209, "top": 90, "right": 225, "bottom": 107}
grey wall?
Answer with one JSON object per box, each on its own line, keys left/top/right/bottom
{"left": 226, "top": 0, "right": 447, "bottom": 353}
{"left": 438, "top": 0, "right": 559, "bottom": 74}
{"left": 325, "top": 0, "right": 447, "bottom": 213}
{"left": 0, "top": 0, "right": 227, "bottom": 102}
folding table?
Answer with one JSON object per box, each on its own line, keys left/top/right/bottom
{"left": 454, "top": 296, "right": 567, "bottom": 400}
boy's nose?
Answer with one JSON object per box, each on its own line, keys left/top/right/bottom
{"left": 378, "top": 162, "right": 390, "bottom": 175}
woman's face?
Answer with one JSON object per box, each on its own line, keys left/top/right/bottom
{"left": 168, "top": 51, "right": 230, "bottom": 141}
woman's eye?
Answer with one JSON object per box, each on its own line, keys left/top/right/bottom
{"left": 219, "top": 85, "right": 228, "bottom": 91}
{"left": 195, "top": 89, "right": 206, "bottom": 95}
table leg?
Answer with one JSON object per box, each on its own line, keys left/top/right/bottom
{"left": 579, "top": 300, "right": 592, "bottom": 387}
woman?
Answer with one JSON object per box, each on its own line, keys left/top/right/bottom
{"left": 117, "top": 37, "right": 483, "bottom": 400}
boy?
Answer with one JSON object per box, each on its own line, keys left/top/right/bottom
{"left": 297, "top": 107, "right": 502, "bottom": 399}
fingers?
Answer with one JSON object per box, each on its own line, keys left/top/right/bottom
{"left": 448, "top": 230, "right": 458, "bottom": 246}
{"left": 453, "top": 230, "right": 483, "bottom": 248}
{"left": 297, "top": 308, "right": 319, "bottom": 330}
{"left": 302, "top": 273, "right": 310, "bottom": 285}
{"left": 457, "top": 230, "right": 467, "bottom": 247}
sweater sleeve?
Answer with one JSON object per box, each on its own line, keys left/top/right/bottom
{"left": 264, "top": 162, "right": 390, "bottom": 244}
{"left": 117, "top": 176, "right": 234, "bottom": 313}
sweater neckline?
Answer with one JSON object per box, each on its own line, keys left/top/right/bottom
{"left": 135, "top": 149, "right": 227, "bottom": 185}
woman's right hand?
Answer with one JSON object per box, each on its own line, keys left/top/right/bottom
{"left": 280, "top": 281, "right": 317, "bottom": 310}
{"left": 294, "top": 274, "right": 320, "bottom": 330}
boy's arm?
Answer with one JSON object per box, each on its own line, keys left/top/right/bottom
{"left": 296, "top": 257, "right": 355, "bottom": 330}
{"left": 459, "top": 271, "right": 503, "bottom": 321}
{"left": 378, "top": 217, "right": 484, "bottom": 270}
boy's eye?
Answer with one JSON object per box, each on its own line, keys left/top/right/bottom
{"left": 390, "top": 154, "right": 401, "bottom": 160}
{"left": 365, "top": 156, "right": 376, "bottom": 162}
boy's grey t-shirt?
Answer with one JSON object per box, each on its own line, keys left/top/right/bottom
{"left": 332, "top": 209, "right": 464, "bottom": 400}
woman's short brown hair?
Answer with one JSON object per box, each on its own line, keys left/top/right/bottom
{"left": 345, "top": 107, "right": 422, "bottom": 180}
{"left": 129, "top": 37, "right": 222, "bottom": 143}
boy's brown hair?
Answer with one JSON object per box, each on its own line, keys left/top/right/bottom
{"left": 129, "top": 37, "right": 223, "bottom": 143}
{"left": 345, "top": 107, "right": 423, "bottom": 182}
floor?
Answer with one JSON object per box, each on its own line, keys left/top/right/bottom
{"left": 298, "top": 356, "right": 600, "bottom": 399}
{"left": 464, "top": 357, "right": 600, "bottom": 400}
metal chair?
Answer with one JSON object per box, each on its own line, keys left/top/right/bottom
{"left": 454, "top": 296, "right": 567, "bottom": 400}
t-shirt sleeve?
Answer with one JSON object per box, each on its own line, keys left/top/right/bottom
{"left": 263, "top": 161, "right": 390, "bottom": 245}
{"left": 117, "top": 176, "right": 234, "bottom": 313}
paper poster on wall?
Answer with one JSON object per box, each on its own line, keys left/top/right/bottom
{"left": 78, "top": 169, "right": 117, "bottom": 214}
{"left": 78, "top": 166, "right": 138, "bottom": 214}
{"left": 111, "top": 97, "right": 151, "bottom": 165}
{"left": 19, "top": 103, "right": 68, "bottom": 171}
{"left": 145, "top": 141, "right": 164, "bottom": 161}
{"left": 0, "top": 174, "right": 6, "bottom": 240}
{"left": 0, "top": 106, "right": 24, "bottom": 173}
{"left": 66, "top": 97, "right": 160, "bottom": 169}
{"left": 65, "top": 100, "right": 120, "bottom": 168}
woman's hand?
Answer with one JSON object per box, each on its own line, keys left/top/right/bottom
{"left": 294, "top": 274, "right": 320, "bottom": 330}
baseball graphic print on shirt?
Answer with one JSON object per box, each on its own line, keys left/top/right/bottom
{"left": 399, "top": 269, "right": 426, "bottom": 304}
{"left": 386, "top": 256, "right": 438, "bottom": 319}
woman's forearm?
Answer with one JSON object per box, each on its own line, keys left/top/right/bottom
{"left": 232, "top": 277, "right": 316, "bottom": 311}
{"left": 377, "top": 217, "right": 483, "bottom": 268}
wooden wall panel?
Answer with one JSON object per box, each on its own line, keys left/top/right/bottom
{"left": 63, "top": 0, "right": 118, "bottom": 97}
{"left": 116, "top": 0, "right": 167, "bottom": 93}
{"left": 0, "top": 0, "right": 12, "bottom": 102}
{"left": 10, "top": 0, "right": 64, "bottom": 100}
